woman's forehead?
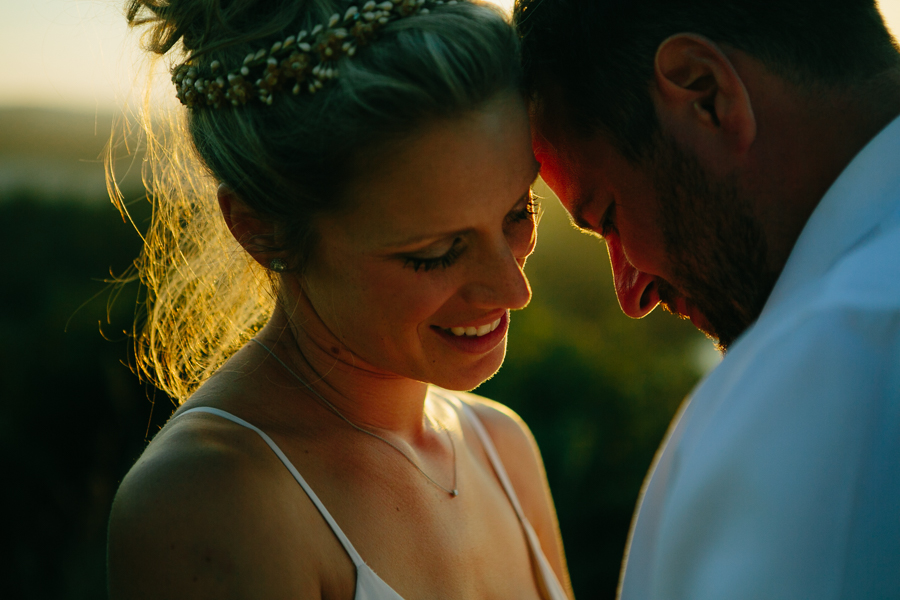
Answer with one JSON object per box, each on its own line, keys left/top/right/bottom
{"left": 331, "top": 95, "right": 538, "bottom": 245}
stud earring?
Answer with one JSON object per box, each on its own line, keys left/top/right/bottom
{"left": 269, "top": 258, "right": 287, "bottom": 273}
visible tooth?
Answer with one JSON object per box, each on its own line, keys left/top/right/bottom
{"left": 465, "top": 326, "right": 477, "bottom": 336}
{"left": 490, "top": 318, "right": 501, "bottom": 332}
{"left": 476, "top": 323, "right": 492, "bottom": 336}
{"left": 450, "top": 327, "right": 466, "bottom": 336}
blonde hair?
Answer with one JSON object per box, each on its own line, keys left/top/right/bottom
{"left": 111, "top": 0, "right": 522, "bottom": 401}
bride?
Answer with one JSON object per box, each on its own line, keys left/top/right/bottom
{"left": 107, "top": 0, "right": 572, "bottom": 598}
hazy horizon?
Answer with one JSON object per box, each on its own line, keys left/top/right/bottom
{"left": 1, "top": 0, "right": 515, "bottom": 113}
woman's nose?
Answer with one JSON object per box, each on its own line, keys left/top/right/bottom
{"left": 462, "top": 241, "right": 532, "bottom": 311}
{"left": 605, "top": 232, "right": 659, "bottom": 318}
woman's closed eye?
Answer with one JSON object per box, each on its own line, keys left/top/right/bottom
{"left": 403, "top": 237, "right": 466, "bottom": 272}
{"left": 401, "top": 194, "right": 538, "bottom": 273}
{"left": 505, "top": 192, "right": 539, "bottom": 258}
{"left": 505, "top": 192, "right": 540, "bottom": 226}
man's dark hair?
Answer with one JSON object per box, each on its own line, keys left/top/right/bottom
{"left": 515, "top": 0, "right": 900, "bottom": 161}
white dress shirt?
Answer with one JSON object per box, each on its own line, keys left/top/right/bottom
{"left": 619, "top": 115, "right": 900, "bottom": 600}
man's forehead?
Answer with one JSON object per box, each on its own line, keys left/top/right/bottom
{"left": 529, "top": 89, "right": 607, "bottom": 166}
{"left": 529, "top": 84, "right": 570, "bottom": 142}
{"left": 567, "top": 195, "right": 596, "bottom": 231}
{"left": 531, "top": 110, "right": 593, "bottom": 174}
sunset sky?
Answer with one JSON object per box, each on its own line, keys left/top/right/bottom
{"left": 1, "top": 0, "right": 898, "bottom": 112}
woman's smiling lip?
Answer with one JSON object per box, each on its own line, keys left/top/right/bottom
{"left": 431, "top": 311, "right": 509, "bottom": 354}
{"left": 436, "top": 309, "right": 507, "bottom": 334}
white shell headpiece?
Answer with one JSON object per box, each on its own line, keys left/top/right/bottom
{"left": 172, "top": 0, "right": 459, "bottom": 109}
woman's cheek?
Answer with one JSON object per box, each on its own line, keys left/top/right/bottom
{"left": 365, "top": 265, "right": 449, "bottom": 322}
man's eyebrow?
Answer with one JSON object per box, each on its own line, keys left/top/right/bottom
{"left": 569, "top": 195, "right": 593, "bottom": 231}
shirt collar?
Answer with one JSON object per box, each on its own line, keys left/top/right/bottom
{"left": 761, "top": 113, "right": 900, "bottom": 316}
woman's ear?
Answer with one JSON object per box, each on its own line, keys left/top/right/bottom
{"left": 217, "top": 183, "right": 284, "bottom": 269}
{"left": 653, "top": 33, "right": 756, "bottom": 158}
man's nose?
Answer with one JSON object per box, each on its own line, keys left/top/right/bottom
{"left": 605, "top": 232, "right": 659, "bottom": 318}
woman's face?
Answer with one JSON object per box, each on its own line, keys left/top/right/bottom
{"left": 300, "top": 93, "right": 539, "bottom": 391}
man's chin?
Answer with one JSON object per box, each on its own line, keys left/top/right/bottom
{"left": 660, "top": 297, "right": 719, "bottom": 345}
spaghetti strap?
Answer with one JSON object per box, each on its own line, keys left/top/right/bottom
{"left": 446, "top": 397, "right": 529, "bottom": 521}
{"left": 173, "top": 406, "right": 368, "bottom": 569}
{"left": 435, "top": 392, "right": 571, "bottom": 600}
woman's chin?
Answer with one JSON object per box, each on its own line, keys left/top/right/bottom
{"left": 428, "top": 342, "right": 507, "bottom": 392}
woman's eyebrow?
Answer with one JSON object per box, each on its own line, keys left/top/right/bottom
{"left": 383, "top": 162, "right": 540, "bottom": 251}
{"left": 381, "top": 227, "right": 471, "bottom": 250}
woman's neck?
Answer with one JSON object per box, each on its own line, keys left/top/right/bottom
{"left": 253, "top": 305, "right": 435, "bottom": 442}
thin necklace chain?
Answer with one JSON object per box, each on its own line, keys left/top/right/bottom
{"left": 251, "top": 338, "right": 459, "bottom": 498}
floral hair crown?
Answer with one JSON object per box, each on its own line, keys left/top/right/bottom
{"left": 172, "top": 0, "right": 457, "bottom": 109}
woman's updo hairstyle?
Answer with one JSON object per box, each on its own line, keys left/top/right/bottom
{"left": 116, "top": 0, "right": 522, "bottom": 400}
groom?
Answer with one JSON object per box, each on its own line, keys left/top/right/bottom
{"left": 515, "top": 1, "right": 900, "bottom": 597}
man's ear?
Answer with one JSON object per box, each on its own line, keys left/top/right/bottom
{"left": 217, "top": 183, "right": 283, "bottom": 269}
{"left": 653, "top": 34, "right": 756, "bottom": 158}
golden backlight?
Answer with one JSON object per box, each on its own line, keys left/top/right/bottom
{"left": 0, "top": 0, "right": 897, "bottom": 110}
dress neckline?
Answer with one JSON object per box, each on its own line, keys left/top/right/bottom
{"left": 174, "top": 389, "right": 569, "bottom": 599}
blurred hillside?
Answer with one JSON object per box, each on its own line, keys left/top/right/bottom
{"left": 0, "top": 108, "right": 715, "bottom": 599}
{"left": 0, "top": 107, "right": 144, "bottom": 202}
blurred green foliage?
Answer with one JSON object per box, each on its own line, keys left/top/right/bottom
{"left": 0, "top": 193, "right": 171, "bottom": 600}
{"left": 0, "top": 175, "right": 713, "bottom": 599}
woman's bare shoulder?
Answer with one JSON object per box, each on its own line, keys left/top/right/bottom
{"left": 107, "top": 411, "right": 322, "bottom": 599}
{"left": 452, "top": 390, "right": 536, "bottom": 454}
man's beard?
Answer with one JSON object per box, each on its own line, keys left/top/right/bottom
{"left": 647, "top": 136, "right": 778, "bottom": 352}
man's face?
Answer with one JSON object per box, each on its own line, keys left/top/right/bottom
{"left": 533, "top": 111, "right": 778, "bottom": 351}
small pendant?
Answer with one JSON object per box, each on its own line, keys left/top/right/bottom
{"left": 450, "top": 489, "right": 459, "bottom": 497}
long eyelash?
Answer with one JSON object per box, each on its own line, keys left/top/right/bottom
{"left": 403, "top": 241, "right": 464, "bottom": 273}
{"left": 507, "top": 195, "right": 541, "bottom": 224}
{"left": 404, "top": 195, "right": 538, "bottom": 273}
